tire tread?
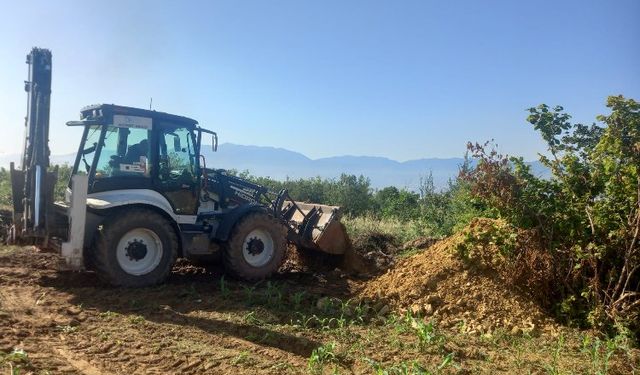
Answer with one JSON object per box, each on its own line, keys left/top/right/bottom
{"left": 90, "top": 208, "right": 178, "bottom": 287}
{"left": 223, "top": 212, "right": 287, "bottom": 281}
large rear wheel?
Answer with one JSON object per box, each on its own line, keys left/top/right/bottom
{"left": 223, "top": 212, "right": 287, "bottom": 281}
{"left": 92, "top": 208, "right": 178, "bottom": 287}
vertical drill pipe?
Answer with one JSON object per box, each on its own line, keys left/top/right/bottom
{"left": 34, "top": 165, "right": 41, "bottom": 228}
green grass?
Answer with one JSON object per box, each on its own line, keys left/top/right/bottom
{"left": 0, "top": 247, "right": 15, "bottom": 256}
{"left": 98, "top": 310, "right": 120, "bottom": 319}
{"left": 0, "top": 348, "right": 33, "bottom": 375}
{"left": 364, "top": 353, "right": 455, "bottom": 375}
{"left": 231, "top": 351, "right": 257, "bottom": 367}
{"left": 55, "top": 325, "right": 78, "bottom": 334}
{"left": 342, "top": 214, "right": 433, "bottom": 246}
{"left": 128, "top": 315, "right": 146, "bottom": 325}
{"left": 219, "top": 275, "right": 231, "bottom": 298}
{"left": 308, "top": 342, "right": 338, "bottom": 374}
{"left": 0, "top": 208, "right": 637, "bottom": 374}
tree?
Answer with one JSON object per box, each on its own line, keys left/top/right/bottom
{"left": 462, "top": 96, "right": 640, "bottom": 334}
{"left": 374, "top": 186, "right": 420, "bottom": 221}
{"left": 329, "top": 174, "right": 373, "bottom": 216}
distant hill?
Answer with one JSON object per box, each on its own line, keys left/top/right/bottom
{"left": 197, "top": 144, "right": 468, "bottom": 190}
{"left": 199, "top": 144, "right": 549, "bottom": 190}
{"left": 0, "top": 143, "right": 549, "bottom": 190}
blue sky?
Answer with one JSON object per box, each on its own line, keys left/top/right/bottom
{"left": 0, "top": 0, "right": 638, "bottom": 161}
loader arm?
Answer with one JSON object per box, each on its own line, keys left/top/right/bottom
{"left": 204, "top": 169, "right": 350, "bottom": 255}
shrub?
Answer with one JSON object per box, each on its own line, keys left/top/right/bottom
{"left": 461, "top": 96, "right": 640, "bottom": 336}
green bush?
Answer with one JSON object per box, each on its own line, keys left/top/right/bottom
{"left": 53, "top": 164, "right": 72, "bottom": 201}
{"left": 461, "top": 96, "right": 640, "bottom": 336}
{"left": 0, "top": 167, "right": 10, "bottom": 208}
{"left": 418, "top": 170, "right": 484, "bottom": 237}
{"left": 342, "top": 214, "right": 432, "bottom": 246}
{"left": 233, "top": 164, "right": 480, "bottom": 237}
{"left": 374, "top": 186, "right": 421, "bottom": 221}
{"left": 0, "top": 163, "right": 71, "bottom": 209}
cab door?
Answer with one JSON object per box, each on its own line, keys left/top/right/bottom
{"left": 155, "top": 124, "right": 200, "bottom": 215}
{"left": 88, "top": 122, "right": 153, "bottom": 193}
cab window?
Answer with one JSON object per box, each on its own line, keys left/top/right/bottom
{"left": 158, "top": 127, "right": 196, "bottom": 181}
{"left": 95, "top": 126, "right": 151, "bottom": 179}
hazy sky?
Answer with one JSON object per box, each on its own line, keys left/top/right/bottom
{"left": 0, "top": 0, "right": 638, "bottom": 161}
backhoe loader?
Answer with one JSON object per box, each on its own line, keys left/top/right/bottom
{"left": 7, "top": 47, "right": 350, "bottom": 287}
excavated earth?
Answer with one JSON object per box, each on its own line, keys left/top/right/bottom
{"left": 359, "top": 232, "right": 557, "bottom": 336}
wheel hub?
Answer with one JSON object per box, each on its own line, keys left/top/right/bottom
{"left": 246, "top": 237, "right": 265, "bottom": 256}
{"left": 241, "top": 229, "right": 275, "bottom": 268}
{"left": 116, "top": 228, "right": 163, "bottom": 276}
{"left": 126, "top": 239, "right": 148, "bottom": 261}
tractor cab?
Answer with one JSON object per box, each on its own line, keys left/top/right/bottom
{"left": 68, "top": 104, "right": 217, "bottom": 215}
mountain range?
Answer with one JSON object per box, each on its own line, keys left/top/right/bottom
{"left": 0, "top": 143, "right": 548, "bottom": 190}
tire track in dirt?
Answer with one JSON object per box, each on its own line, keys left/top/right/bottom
{"left": 0, "top": 247, "right": 316, "bottom": 374}
{"left": 52, "top": 347, "right": 105, "bottom": 375}
{"left": 0, "top": 284, "right": 106, "bottom": 374}
{"left": 0, "top": 253, "right": 174, "bottom": 374}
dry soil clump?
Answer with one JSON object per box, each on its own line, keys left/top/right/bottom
{"left": 342, "top": 231, "right": 398, "bottom": 274}
{"left": 360, "top": 219, "right": 557, "bottom": 336}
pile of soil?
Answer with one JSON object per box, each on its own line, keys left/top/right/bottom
{"left": 280, "top": 245, "right": 343, "bottom": 274}
{"left": 359, "top": 219, "right": 557, "bottom": 336}
{"left": 341, "top": 231, "right": 399, "bottom": 275}
{"left": 281, "top": 229, "right": 400, "bottom": 277}
{"left": 401, "top": 236, "right": 440, "bottom": 251}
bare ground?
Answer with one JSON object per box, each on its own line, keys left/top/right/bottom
{"left": 0, "top": 245, "right": 638, "bottom": 374}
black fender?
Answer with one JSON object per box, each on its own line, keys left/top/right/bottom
{"left": 213, "top": 203, "right": 266, "bottom": 242}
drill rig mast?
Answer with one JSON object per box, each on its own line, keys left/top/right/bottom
{"left": 9, "top": 48, "right": 58, "bottom": 244}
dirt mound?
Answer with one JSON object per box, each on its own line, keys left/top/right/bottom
{"left": 342, "top": 231, "right": 398, "bottom": 275}
{"left": 359, "top": 218, "right": 557, "bottom": 336}
{"left": 281, "top": 230, "right": 399, "bottom": 277}
{"left": 401, "top": 236, "right": 440, "bottom": 251}
{"left": 280, "top": 245, "right": 342, "bottom": 274}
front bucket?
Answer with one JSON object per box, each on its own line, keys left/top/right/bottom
{"left": 283, "top": 201, "right": 350, "bottom": 255}
{"left": 314, "top": 220, "right": 350, "bottom": 255}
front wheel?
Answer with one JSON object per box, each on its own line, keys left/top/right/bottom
{"left": 91, "top": 208, "right": 178, "bottom": 287}
{"left": 223, "top": 212, "right": 287, "bottom": 281}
